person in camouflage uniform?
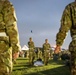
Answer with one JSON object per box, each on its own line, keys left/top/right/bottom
{"left": 0, "top": 0, "right": 20, "bottom": 75}
{"left": 42, "top": 39, "right": 51, "bottom": 65}
{"left": 55, "top": 0, "right": 76, "bottom": 75}
{"left": 28, "top": 37, "right": 35, "bottom": 65}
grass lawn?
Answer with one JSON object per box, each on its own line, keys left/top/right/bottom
{"left": 12, "top": 57, "right": 70, "bottom": 75}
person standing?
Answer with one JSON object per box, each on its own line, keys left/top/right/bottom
{"left": 28, "top": 37, "right": 35, "bottom": 65}
{"left": 55, "top": 0, "right": 76, "bottom": 75}
{"left": 0, "top": 0, "right": 20, "bottom": 75}
{"left": 42, "top": 39, "right": 51, "bottom": 65}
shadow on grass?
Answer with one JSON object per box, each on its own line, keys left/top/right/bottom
{"left": 13, "top": 62, "right": 35, "bottom": 71}
{"left": 12, "top": 58, "right": 70, "bottom": 75}
{"left": 23, "top": 66, "right": 70, "bottom": 75}
{"left": 17, "top": 58, "right": 28, "bottom": 60}
{"left": 48, "top": 59, "right": 64, "bottom": 65}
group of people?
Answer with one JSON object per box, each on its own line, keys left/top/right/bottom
{"left": 28, "top": 37, "right": 51, "bottom": 65}
{"left": 0, "top": 0, "right": 76, "bottom": 75}
{"left": 28, "top": 0, "right": 76, "bottom": 75}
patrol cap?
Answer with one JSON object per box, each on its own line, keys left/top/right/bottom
{"left": 29, "top": 37, "right": 32, "bottom": 40}
{"left": 29, "top": 37, "right": 32, "bottom": 39}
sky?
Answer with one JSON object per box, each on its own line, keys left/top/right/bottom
{"left": 9, "top": 0, "right": 74, "bottom": 49}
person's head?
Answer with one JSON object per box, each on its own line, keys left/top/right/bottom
{"left": 45, "top": 39, "right": 48, "bottom": 43}
{"left": 75, "top": 0, "right": 76, "bottom": 2}
{"left": 29, "top": 37, "right": 32, "bottom": 42}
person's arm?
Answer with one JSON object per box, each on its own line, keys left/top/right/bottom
{"left": 32, "top": 42, "right": 35, "bottom": 48}
{"left": 49, "top": 43, "right": 51, "bottom": 49}
{"left": 55, "top": 5, "right": 72, "bottom": 54}
{"left": 28, "top": 42, "right": 29, "bottom": 48}
{"left": 3, "top": 1, "right": 21, "bottom": 54}
{"left": 42, "top": 44, "right": 44, "bottom": 53}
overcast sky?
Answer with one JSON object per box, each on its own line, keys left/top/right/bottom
{"left": 9, "top": 0, "right": 74, "bottom": 49}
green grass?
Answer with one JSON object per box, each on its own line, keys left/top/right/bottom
{"left": 12, "top": 57, "right": 70, "bottom": 75}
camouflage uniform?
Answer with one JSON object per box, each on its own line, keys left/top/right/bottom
{"left": 0, "top": 0, "right": 20, "bottom": 75}
{"left": 38, "top": 48, "right": 43, "bottom": 59}
{"left": 43, "top": 41, "right": 51, "bottom": 65}
{"left": 28, "top": 40, "right": 35, "bottom": 65}
{"left": 56, "top": 2, "right": 76, "bottom": 75}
